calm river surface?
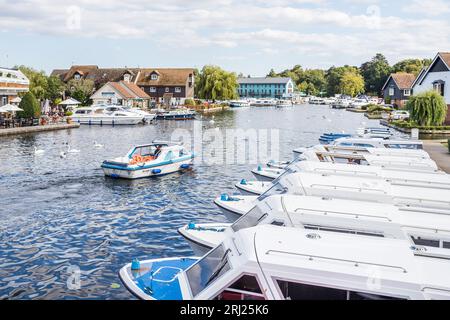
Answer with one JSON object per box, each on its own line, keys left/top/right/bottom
{"left": 0, "top": 105, "right": 398, "bottom": 300}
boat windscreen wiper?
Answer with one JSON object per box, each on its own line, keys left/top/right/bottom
{"left": 205, "top": 249, "right": 231, "bottom": 287}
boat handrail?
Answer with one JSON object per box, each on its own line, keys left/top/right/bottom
{"left": 315, "top": 152, "right": 366, "bottom": 160}
{"left": 152, "top": 139, "right": 184, "bottom": 146}
{"left": 312, "top": 168, "right": 379, "bottom": 177}
{"left": 399, "top": 207, "right": 450, "bottom": 216}
{"left": 309, "top": 184, "right": 387, "bottom": 194}
{"left": 389, "top": 181, "right": 450, "bottom": 190}
{"left": 265, "top": 250, "right": 408, "bottom": 273}
{"left": 393, "top": 197, "right": 450, "bottom": 207}
{"left": 293, "top": 208, "right": 392, "bottom": 222}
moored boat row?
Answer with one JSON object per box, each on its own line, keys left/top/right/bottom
{"left": 118, "top": 132, "right": 450, "bottom": 300}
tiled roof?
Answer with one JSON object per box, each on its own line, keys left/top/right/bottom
{"left": 110, "top": 82, "right": 135, "bottom": 99}
{"left": 391, "top": 73, "right": 416, "bottom": 89}
{"left": 439, "top": 52, "right": 450, "bottom": 68}
{"left": 238, "top": 77, "right": 292, "bottom": 85}
{"left": 120, "top": 82, "right": 150, "bottom": 99}
{"left": 136, "top": 68, "right": 194, "bottom": 86}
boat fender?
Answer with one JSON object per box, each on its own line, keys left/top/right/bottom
{"left": 111, "top": 174, "right": 120, "bottom": 179}
{"left": 240, "top": 179, "right": 247, "bottom": 185}
{"left": 257, "top": 165, "right": 262, "bottom": 172}
{"left": 131, "top": 259, "right": 141, "bottom": 271}
{"left": 221, "top": 193, "right": 229, "bottom": 201}
{"left": 180, "top": 164, "right": 190, "bottom": 169}
{"left": 188, "top": 222, "right": 196, "bottom": 230}
{"left": 152, "top": 169, "right": 162, "bottom": 174}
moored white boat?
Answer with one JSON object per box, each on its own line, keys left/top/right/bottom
{"left": 71, "top": 106, "right": 144, "bottom": 125}
{"left": 120, "top": 224, "right": 450, "bottom": 300}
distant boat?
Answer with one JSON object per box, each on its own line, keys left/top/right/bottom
{"left": 251, "top": 99, "right": 277, "bottom": 107}
{"left": 155, "top": 109, "right": 196, "bottom": 120}
{"left": 229, "top": 100, "right": 250, "bottom": 108}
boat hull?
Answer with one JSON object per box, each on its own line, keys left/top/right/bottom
{"left": 214, "top": 196, "right": 257, "bottom": 222}
{"left": 178, "top": 223, "right": 230, "bottom": 256}
{"left": 251, "top": 168, "right": 282, "bottom": 182}
{"left": 235, "top": 181, "right": 271, "bottom": 196}
{"left": 155, "top": 114, "right": 196, "bottom": 120}
{"left": 102, "top": 157, "right": 193, "bottom": 179}
{"left": 72, "top": 116, "right": 144, "bottom": 125}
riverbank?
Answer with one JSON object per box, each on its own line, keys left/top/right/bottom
{"left": 422, "top": 140, "right": 450, "bottom": 173}
{"left": 0, "top": 123, "right": 80, "bottom": 137}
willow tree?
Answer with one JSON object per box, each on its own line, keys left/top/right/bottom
{"left": 196, "top": 65, "right": 238, "bottom": 100}
{"left": 339, "top": 71, "right": 365, "bottom": 97}
{"left": 407, "top": 90, "right": 448, "bottom": 126}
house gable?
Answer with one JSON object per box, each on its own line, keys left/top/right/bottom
{"left": 429, "top": 57, "right": 450, "bottom": 73}
{"left": 418, "top": 53, "right": 450, "bottom": 86}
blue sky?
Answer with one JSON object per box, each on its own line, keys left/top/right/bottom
{"left": 1, "top": 0, "right": 449, "bottom": 75}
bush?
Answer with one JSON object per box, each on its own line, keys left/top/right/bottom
{"left": 367, "top": 104, "right": 392, "bottom": 114}
{"left": 18, "top": 92, "right": 41, "bottom": 118}
{"left": 407, "top": 90, "right": 448, "bottom": 126}
{"left": 65, "top": 111, "right": 73, "bottom": 117}
{"left": 184, "top": 98, "right": 196, "bottom": 106}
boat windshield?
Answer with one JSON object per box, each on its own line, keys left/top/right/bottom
{"left": 257, "top": 182, "right": 288, "bottom": 202}
{"left": 231, "top": 205, "right": 266, "bottom": 232}
{"left": 130, "top": 145, "right": 162, "bottom": 158}
{"left": 185, "top": 244, "right": 231, "bottom": 298}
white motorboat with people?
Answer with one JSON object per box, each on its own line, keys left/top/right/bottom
{"left": 276, "top": 99, "right": 293, "bottom": 108}
{"left": 99, "top": 104, "right": 156, "bottom": 123}
{"left": 239, "top": 160, "right": 450, "bottom": 196}
{"left": 120, "top": 224, "right": 450, "bottom": 300}
{"left": 251, "top": 99, "right": 277, "bottom": 107}
{"left": 180, "top": 194, "right": 450, "bottom": 255}
{"left": 229, "top": 100, "right": 251, "bottom": 108}
{"left": 101, "top": 141, "right": 194, "bottom": 179}
{"left": 71, "top": 106, "right": 145, "bottom": 125}
{"left": 155, "top": 108, "right": 196, "bottom": 120}
{"left": 215, "top": 171, "right": 450, "bottom": 221}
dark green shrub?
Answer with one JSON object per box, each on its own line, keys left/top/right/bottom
{"left": 18, "top": 92, "right": 41, "bottom": 118}
{"left": 407, "top": 90, "right": 447, "bottom": 126}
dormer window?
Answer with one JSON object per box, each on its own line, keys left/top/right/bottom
{"left": 124, "top": 74, "right": 131, "bottom": 82}
{"left": 151, "top": 73, "right": 159, "bottom": 80}
{"left": 74, "top": 74, "right": 81, "bottom": 80}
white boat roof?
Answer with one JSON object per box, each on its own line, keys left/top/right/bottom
{"left": 262, "top": 195, "right": 450, "bottom": 234}
{"left": 280, "top": 172, "right": 450, "bottom": 210}
{"left": 294, "top": 161, "right": 450, "bottom": 185}
{"left": 232, "top": 225, "right": 450, "bottom": 296}
{"left": 333, "top": 137, "right": 423, "bottom": 146}
{"left": 315, "top": 145, "right": 430, "bottom": 159}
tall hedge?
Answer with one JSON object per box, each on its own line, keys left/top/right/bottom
{"left": 407, "top": 90, "right": 447, "bottom": 126}
{"left": 18, "top": 92, "right": 41, "bottom": 118}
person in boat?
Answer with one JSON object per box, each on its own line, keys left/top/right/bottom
{"left": 154, "top": 145, "right": 162, "bottom": 158}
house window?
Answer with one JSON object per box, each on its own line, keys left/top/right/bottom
{"left": 124, "top": 74, "right": 131, "bottom": 82}
{"left": 74, "top": 74, "right": 81, "bottom": 80}
{"left": 151, "top": 73, "right": 159, "bottom": 80}
{"left": 175, "top": 87, "right": 181, "bottom": 93}
{"left": 404, "top": 89, "right": 411, "bottom": 96}
{"left": 433, "top": 81, "right": 445, "bottom": 97}
{"left": 150, "top": 87, "right": 156, "bottom": 93}
{"left": 388, "top": 86, "right": 395, "bottom": 96}
{"left": 165, "top": 87, "right": 170, "bottom": 93}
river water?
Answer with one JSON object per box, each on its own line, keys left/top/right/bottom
{"left": 0, "top": 105, "right": 393, "bottom": 300}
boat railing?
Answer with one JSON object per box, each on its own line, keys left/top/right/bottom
{"left": 152, "top": 139, "right": 184, "bottom": 146}
{"left": 314, "top": 151, "right": 366, "bottom": 160}
{"left": 265, "top": 250, "right": 408, "bottom": 273}
{"left": 394, "top": 197, "right": 450, "bottom": 210}
{"left": 399, "top": 206, "right": 450, "bottom": 216}
{"left": 389, "top": 181, "right": 450, "bottom": 190}
{"left": 312, "top": 168, "right": 379, "bottom": 177}
{"left": 293, "top": 207, "right": 392, "bottom": 222}
{"left": 309, "top": 184, "right": 387, "bottom": 194}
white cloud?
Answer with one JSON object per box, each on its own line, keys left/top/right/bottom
{"left": 403, "top": 0, "right": 450, "bottom": 16}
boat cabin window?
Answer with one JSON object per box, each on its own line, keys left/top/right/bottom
{"left": 232, "top": 206, "right": 266, "bottom": 232}
{"left": 304, "top": 225, "right": 384, "bottom": 238}
{"left": 214, "top": 275, "right": 265, "bottom": 301}
{"left": 271, "top": 220, "right": 286, "bottom": 227}
{"left": 411, "top": 235, "right": 450, "bottom": 249}
{"left": 185, "top": 245, "right": 231, "bottom": 298}
{"left": 257, "top": 183, "right": 288, "bottom": 202}
{"left": 276, "top": 280, "right": 405, "bottom": 300}
{"left": 75, "top": 109, "right": 91, "bottom": 115}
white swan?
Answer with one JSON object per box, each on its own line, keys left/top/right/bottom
{"left": 67, "top": 145, "right": 80, "bottom": 153}
{"left": 34, "top": 147, "right": 45, "bottom": 155}
{"left": 94, "top": 141, "right": 104, "bottom": 148}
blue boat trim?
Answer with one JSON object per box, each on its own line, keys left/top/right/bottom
{"left": 131, "top": 258, "right": 197, "bottom": 300}
{"left": 101, "top": 155, "right": 194, "bottom": 171}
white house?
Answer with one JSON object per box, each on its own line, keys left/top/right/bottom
{"left": 412, "top": 52, "right": 450, "bottom": 124}
{"left": 90, "top": 81, "right": 150, "bottom": 108}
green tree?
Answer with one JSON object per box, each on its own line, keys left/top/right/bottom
{"left": 196, "top": 65, "right": 239, "bottom": 100}
{"left": 407, "top": 90, "right": 448, "bottom": 126}
{"left": 66, "top": 79, "right": 95, "bottom": 106}
{"left": 18, "top": 92, "right": 41, "bottom": 118}
{"left": 326, "top": 65, "right": 361, "bottom": 96}
{"left": 18, "top": 66, "right": 48, "bottom": 101}
{"left": 339, "top": 71, "right": 365, "bottom": 97}
{"left": 360, "top": 54, "right": 392, "bottom": 95}
{"left": 392, "top": 59, "right": 432, "bottom": 76}
{"left": 46, "top": 76, "right": 65, "bottom": 103}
